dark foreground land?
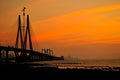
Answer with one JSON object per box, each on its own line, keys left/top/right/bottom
{"left": 0, "top": 62, "right": 120, "bottom": 80}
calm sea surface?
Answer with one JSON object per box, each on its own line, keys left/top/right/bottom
{"left": 25, "top": 59, "right": 120, "bottom": 71}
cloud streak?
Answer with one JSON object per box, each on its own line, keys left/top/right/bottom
{"left": 32, "top": 4, "right": 120, "bottom": 46}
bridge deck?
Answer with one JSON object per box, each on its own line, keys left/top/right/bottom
{"left": 0, "top": 46, "right": 64, "bottom": 62}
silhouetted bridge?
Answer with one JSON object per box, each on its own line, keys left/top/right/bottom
{"left": 0, "top": 46, "right": 64, "bottom": 62}
{"left": 0, "top": 8, "right": 64, "bottom": 62}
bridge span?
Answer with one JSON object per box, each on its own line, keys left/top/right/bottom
{"left": 0, "top": 7, "right": 64, "bottom": 62}
{"left": 0, "top": 46, "right": 64, "bottom": 62}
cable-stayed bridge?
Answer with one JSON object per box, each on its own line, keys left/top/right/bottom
{"left": 0, "top": 8, "right": 64, "bottom": 62}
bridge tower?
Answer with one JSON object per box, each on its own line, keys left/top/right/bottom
{"left": 15, "top": 7, "right": 33, "bottom": 61}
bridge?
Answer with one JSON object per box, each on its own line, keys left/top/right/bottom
{"left": 0, "top": 7, "right": 64, "bottom": 62}
{"left": 0, "top": 46, "right": 63, "bottom": 62}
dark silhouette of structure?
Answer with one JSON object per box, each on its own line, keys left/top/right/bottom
{"left": 15, "top": 7, "right": 33, "bottom": 62}
{"left": 0, "top": 7, "right": 64, "bottom": 62}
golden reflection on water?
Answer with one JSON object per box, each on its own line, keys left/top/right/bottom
{"left": 25, "top": 59, "right": 120, "bottom": 71}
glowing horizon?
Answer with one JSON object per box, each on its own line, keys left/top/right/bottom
{"left": 0, "top": 0, "right": 120, "bottom": 59}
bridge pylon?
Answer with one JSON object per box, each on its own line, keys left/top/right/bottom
{"left": 15, "top": 7, "right": 33, "bottom": 62}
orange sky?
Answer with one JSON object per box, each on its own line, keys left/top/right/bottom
{"left": 0, "top": 0, "right": 120, "bottom": 59}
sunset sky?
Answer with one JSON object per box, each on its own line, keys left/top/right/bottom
{"left": 0, "top": 0, "right": 120, "bottom": 59}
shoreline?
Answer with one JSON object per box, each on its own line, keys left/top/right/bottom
{"left": 1, "top": 61, "right": 120, "bottom": 71}
{"left": 0, "top": 62, "right": 120, "bottom": 80}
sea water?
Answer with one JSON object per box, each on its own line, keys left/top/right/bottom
{"left": 26, "top": 59, "right": 120, "bottom": 71}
